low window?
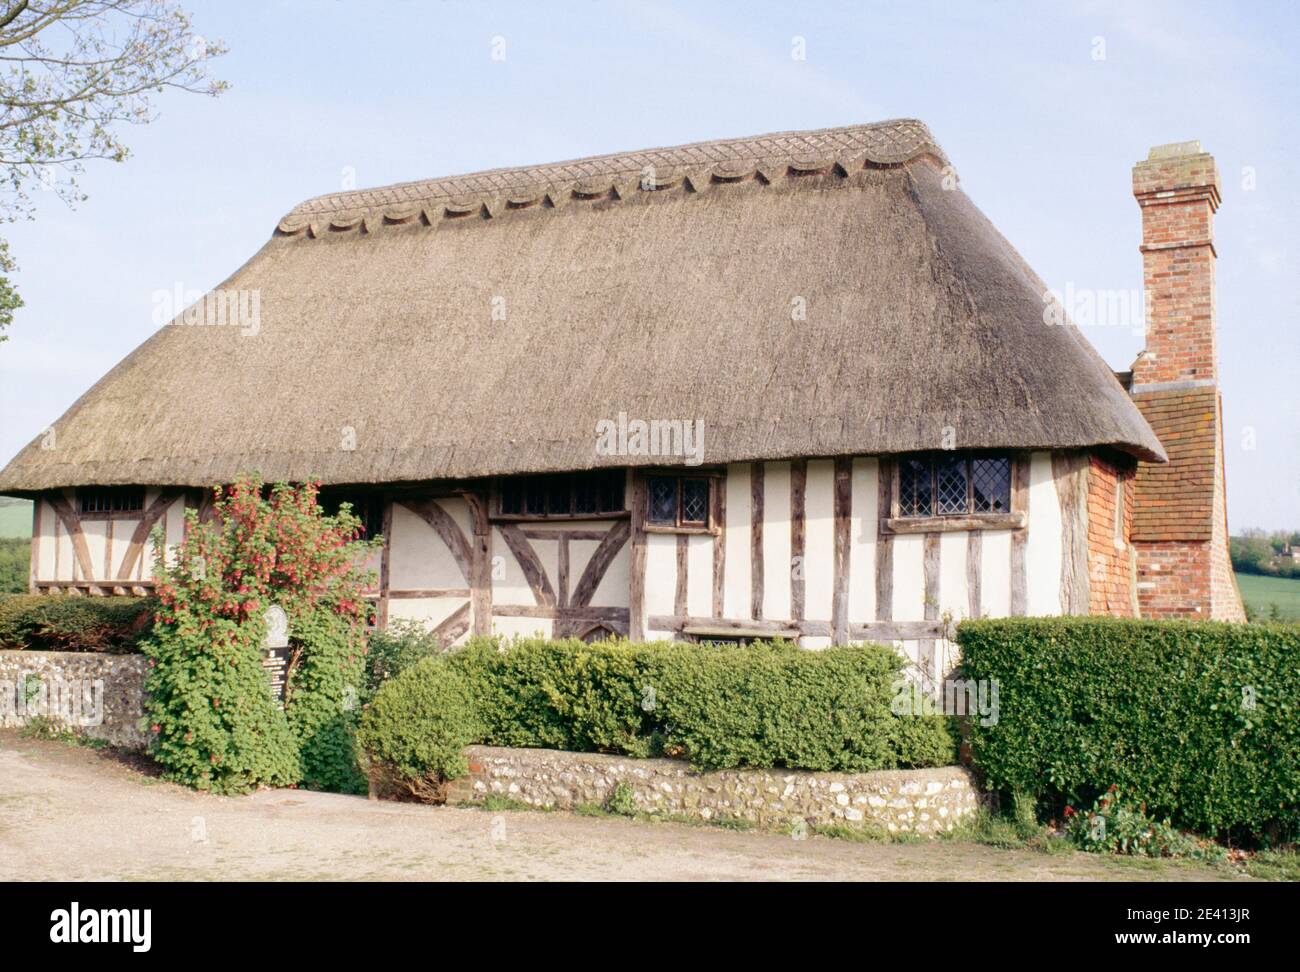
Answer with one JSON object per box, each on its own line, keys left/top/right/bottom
{"left": 497, "top": 470, "right": 625, "bottom": 518}
{"left": 78, "top": 487, "right": 145, "bottom": 515}
{"left": 321, "top": 494, "right": 384, "bottom": 541}
{"left": 646, "top": 475, "right": 712, "bottom": 529}
{"left": 898, "top": 455, "right": 1011, "bottom": 518}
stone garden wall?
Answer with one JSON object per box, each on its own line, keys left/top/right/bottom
{"left": 0, "top": 649, "right": 149, "bottom": 749}
{"left": 446, "top": 745, "right": 981, "bottom": 835}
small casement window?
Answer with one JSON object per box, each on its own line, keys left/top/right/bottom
{"left": 646, "top": 475, "right": 711, "bottom": 529}
{"left": 897, "top": 455, "right": 1011, "bottom": 518}
{"left": 497, "top": 470, "right": 625, "bottom": 518}
{"left": 321, "top": 495, "right": 384, "bottom": 541}
{"left": 78, "top": 487, "right": 145, "bottom": 515}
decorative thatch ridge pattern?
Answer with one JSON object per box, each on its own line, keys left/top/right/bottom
{"left": 0, "top": 119, "right": 1165, "bottom": 492}
{"left": 277, "top": 119, "right": 948, "bottom": 238}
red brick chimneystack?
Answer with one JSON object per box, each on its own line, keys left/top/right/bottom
{"left": 1128, "top": 142, "right": 1244, "bottom": 620}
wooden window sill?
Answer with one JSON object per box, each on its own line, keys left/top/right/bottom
{"left": 643, "top": 523, "right": 716, "bottom": 536}
{"left": 490, "top": 511, "right": 630, "bottom": 522}
{"left": 881, "top": 512, "right": 1025, "bottom": 535}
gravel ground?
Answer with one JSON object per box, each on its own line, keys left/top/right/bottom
{"left": 0, "top": 731, "right": 1254, "bottom": 882}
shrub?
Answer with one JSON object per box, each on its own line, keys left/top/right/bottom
{"left": 143, "top": 477, "right": 377, "bottom": 794}
{"left": 0, "top": 537, "right": 28, "bottom": 594}
{"left": 363, "top": 618, "right": 457, "bottom": 704}
{"left": 958, "top": 617, "right": 1300, "bottom": 842}
{"left": 0, "top": 593, "right": 156, "bottom": 653}
{"left": 1064, "top": 785, "right": 1227, "bottom": 863}
{"left": 357, "top": 636, "right": 958, "bottom": 796}
{"left": 357, "top": 655, "right": 482, "bottom": 799}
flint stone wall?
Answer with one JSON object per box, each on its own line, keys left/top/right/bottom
{"left": 0, "top": 649, "right": 148, "bottom": 748}
{"left": 446, "top": 745, "right": 980, "bottom": 835}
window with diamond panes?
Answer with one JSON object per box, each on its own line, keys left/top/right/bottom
{"left": 935, "top": 457, "right": 969, "bottom": 515}
{"left": 646, "top": 475, "right": 712, "bottom": 529}
{"left": 970, "top": 458, "right": 1011, "bottom": 514}
{"left": 896, "top": 455, "right": 1012, "bottom": 518}
{"left": 898, "top": 458, "right": 932, "bottom": 517}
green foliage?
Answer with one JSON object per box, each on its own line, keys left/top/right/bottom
{"left": 363, "top": 618, "right": 456, "bottom": 705}
{"left": 19, "top": 714, "right": 109, "bottom": 749}
{"left": 0, "top": 593, "right": 156, "bottom": 652}
{"left": 358, "top": 636, "right": 958, "bottom": 794}
{"left": 1231, "top": 530, "right": 1300, "bottom": 579}
{"left": 0, "top": 537, "right": 27, "bottom": 592}
{"left": 1064, "top": 785, "right": 1227, "bottom": 862}
{"left": 143, "top": 476, "right": 378, "bottom": 794}
{"left": 604, "top": 781, "right": 637, "bottom": 817}
{"left": 356, "top": 655, "right": 482, "bottom": 785}
{"left": 285, "top": 608, "right": 368, "bottom": 794}
{"left": 958, "top": 616, "right": 1300, "bottom": 842}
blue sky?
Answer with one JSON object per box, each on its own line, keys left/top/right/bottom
{"left": 1, "top": 0, "right": 1296, "bottom": 529}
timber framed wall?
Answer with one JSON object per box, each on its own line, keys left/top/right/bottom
{"left": 24, "top": 447, "right": 1128, "bottom": 673}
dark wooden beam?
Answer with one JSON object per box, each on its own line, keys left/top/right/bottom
{"left": 875, "top": 459, "right": 894, "bottom": 621}
{"left": 790, "top": 459, "right": 806, "bottom": 621}
{"left": 570, "top": 520, "right": 630, "bottom": 608}
{"left": 1010, "top": 455, "right": 1030, "bottom": 615}
{"left": 496, "top": 521, "right": 556, "bottom": 608}
{"left": 629, "top": 474, "right": 647, "bottom": 640}
{"left": 750, "top": 462, "right": 764, "bottom": 619}
{"left": 832, "top": 457, "right": 852, "bottom": 644}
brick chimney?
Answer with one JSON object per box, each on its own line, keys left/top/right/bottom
{"left": 1131, "top": 141, "right": 1221, "bottom": 388}
{"left": 1128, "top": 141, "right": 1244, "bottom": 621}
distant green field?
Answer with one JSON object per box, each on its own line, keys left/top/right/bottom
{"left": 1237, "top": 573, "right": 1300, "bottom": 621}
{"left": 0, "top": 498, "right": 32, "bottom": 539}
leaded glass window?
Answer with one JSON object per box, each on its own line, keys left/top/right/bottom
{"left": 970, "top": 458, "right": 1011, "bottom": 514}
{"left": 896, "top": 455, "right": 1013, "bottom": 519}
{"left": 646, "top": 475, "right": 713, "bottom": 529}
{"left": 899, "top": 458, "right": 932, "bottom": 517}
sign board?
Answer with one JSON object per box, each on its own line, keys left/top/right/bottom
{"left": 263, "top": 605, "right": 289, "bottom": 649}
{"left": 261, "top": 606, "right": 290, "bottom": 705}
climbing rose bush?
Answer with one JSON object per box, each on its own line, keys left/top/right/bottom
{"left": 142, "top": 476, "right": 379, "bottom": 794}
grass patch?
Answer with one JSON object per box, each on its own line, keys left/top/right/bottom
{"left": 472, "top": 794, "right": 548, "bottom": 813}
{"left": 1242, "top": 849, "right": 1300, "bottom": 882}
{"left": 1237, "top": 573, "right": 1300, "bottom": 621}
{"left": 19, "top": 716, "right": 109, "bottom": 750}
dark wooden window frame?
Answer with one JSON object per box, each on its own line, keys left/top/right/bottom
{"left": 319, "top": 493, "right": 386, "bottom": 541}
{"left": 883, "top": 453, "right": 1025, "bottom": 535}
{"left": 76, "top": 486, "right": 146, "bottom": 519}
{"left": 641, "top": 470, "right": 720, "bottom": 535}
{"left": 491, "top": 471, "right": 629, "bottom": 522}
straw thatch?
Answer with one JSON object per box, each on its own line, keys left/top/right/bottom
{"left": 0, "top": 119, "right": 1164, "bottom": 492}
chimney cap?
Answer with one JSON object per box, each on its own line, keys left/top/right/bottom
{"left": 1147, "top": 140, "right": 1203, "bottom": 160}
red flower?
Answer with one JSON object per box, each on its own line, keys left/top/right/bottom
{"left": 1063, "top": 806, "right": 1074, "bottom": 817}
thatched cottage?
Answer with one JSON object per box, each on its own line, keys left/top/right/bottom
{"left": 0, "top": 120, "right": 1243, "bottom": 680}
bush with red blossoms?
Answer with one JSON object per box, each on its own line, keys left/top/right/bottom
{"left": 142, "top": 476, "right": 379, "bottom": 794}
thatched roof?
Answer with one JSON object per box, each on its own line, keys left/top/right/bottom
{"left": 0, "top": 119, "right": 1164, "bottom": 493}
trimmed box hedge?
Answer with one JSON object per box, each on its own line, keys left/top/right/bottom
{"left": 958, "top": 617, "right": 1300, "bottom": 840}
{"left": 358, "top": 636, "right": 958, "bottom": 792}
{"left": 0, "top": 593, "right": 157, "bottom": 653}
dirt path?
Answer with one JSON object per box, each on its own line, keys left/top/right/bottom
{"left": 0, "top": 732, "right": 1253, "bottom": 882}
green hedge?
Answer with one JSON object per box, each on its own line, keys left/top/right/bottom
{"left": 358, "top": 636, "right": 958, "bottom": 789}
{"left": 0, "top": 593, "right": 157, "bottom": 653}
{"left": 957, "top": 617, "right": 1300, "bottom": 840}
